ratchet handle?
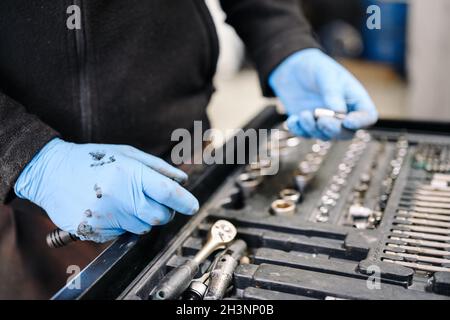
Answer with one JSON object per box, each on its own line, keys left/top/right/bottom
{"left": 151, "top": 259, "right": 199, "bottom": 300}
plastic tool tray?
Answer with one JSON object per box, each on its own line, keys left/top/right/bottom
{"left": 52, "top": 107, "right": 450, "bottom": 300}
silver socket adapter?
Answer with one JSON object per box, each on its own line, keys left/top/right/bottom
{"left": 313, "top": 108, "right": 346, "bottom": 120}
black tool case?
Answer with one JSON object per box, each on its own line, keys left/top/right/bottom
{"left": 53, "top": 106, "right": 450, "bottom": 300}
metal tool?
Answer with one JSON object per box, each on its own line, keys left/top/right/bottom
{"left": 205, "top": 239, "right": 247, "bottom": 300}
{"left": 47, "top": 208, "right": 176, "bottom": 248}
{"left": 349, "top": 204, "right": 371, "bottom": 217}
{"left": 183, "top": 240, "right": 247, "bottom": 300}
{"left": 294, "top": 173, "right": 312, "bottom": 192}
{"left": 349, "top": 205, "right": 377, "bottom": 223}
{"left": 386, "top": 243, "right": 450, "bottom": 257}
{"left": 151, "top": 220, "right": 237, "bottom": 300}
{"left": 236, "top": 172, "right": 263, "bottom": 198}
{"left": 388, "top": 175, "right": 450, "bottom": 275}
{"left": 384, "top": 251, "right": 450, "bottom": 265}
{"left": 402, "top": 194, "right": 450, "bottom": 204}
{"left": 386, "top": 139, "right": 450, "bottom": 277}
{"left": 418, "top": 184, "right": 450, "bottom": 193}
{"left": 314, "top": 131, "right": 372, "bottom": 223}
{"left": 391, "top": 229, "right": 450, "bottom": 242}
{"left": 293, "top": 141, "right": 331, "bottom": 192}
{"left": 268, "top": 129, "right": 300, "bottom": 157}
{"left": 393, "top": 224, "right": 450, "bottom": 235}
{"left": 245, "top": 159, "right": 274, "bottom": 176}
{"left": 404, "top": 188, "right": 450, "bottom": 198}
{"left": 313, "top": 108, "right": 346, "bottom": 120}
{"left": 395, "top": 216, "right": 450, "bottom": 229}
{"left": 413, "top": 143, "right": 450, "bottom": 173}
{"left": 271, "top": 199, "right": 296, "bottom": 216}
{"left": 397, "top": 210, "right": 450, "bottom": 222}
{"left": 342, "top": 145, "right": 384, "bottom": 230}
{"left": 182, "top": 272, "right": 210, "bottom": 300}
{"left": 404, "top": 206, "right": 450, "bottom": 216}
{"left": 377, "top": 137, "right": 408, "bottom": 212}
{"left": 315, "top": 206, "right": 330, "bottom": 223}
{"left": 383, "top": 259, "right": 450, "bottom": 273}
{"left": 400, "top": 200, "right": 450, "bottom": 209}
{"left": 389, "top": 236, "right": 450, "bottom": 249}
{"left": 46, "top": 228, "right": 79, "bottom": 248}
{"left": 433, "top": 173, "right": 450, "bottom": 180}
{"left": 279, "top": 188, "right": 301, "bottom": 203}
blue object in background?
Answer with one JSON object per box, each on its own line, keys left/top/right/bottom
{"left": 361, "top": 0, "right": 408, "bottom": 73}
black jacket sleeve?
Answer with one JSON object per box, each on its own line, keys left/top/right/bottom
{"left": 0, "top": 92, "right": 59, "bottom": 203}
{"left": 219, "top": 0, "right": 320, "bottom": 96}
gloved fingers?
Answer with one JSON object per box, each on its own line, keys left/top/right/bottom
{"left": 118, "top": 145, "right": 188, "bottom": 184}
{"left": 135, "top": 196, "right": 175, "bottom": 226}
{"left": 286, "top": 115, "right": 310, "bottom": 138}
{"left": 141, "top": 166, "right": 199, "bottom": 215}
{"left": 316, "top": 65, "right": 347, "bottom": 113}
{"left": 343, "top": 111, "right": 378, "bottom": 130}
{"left": 342, "top": 79, "right": 378, "bottom": 130}
{"left": 116, "top": 213, "right": 152, "bottom": 235}
{"left": 316, "top": 117, "right": 343, "bottom": 140}
{"left": 298, "top": 111, "right": 330, "bottom": 141}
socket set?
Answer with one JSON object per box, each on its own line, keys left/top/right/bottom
{"left": 53, "top": 108, "right": 450, "bottom": 300}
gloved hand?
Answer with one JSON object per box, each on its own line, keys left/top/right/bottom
{"left": 14, "top": 138, "right": 199, "bottom": 242}
{"left": 269, "top": 48, "right": 378, "bottom": 140}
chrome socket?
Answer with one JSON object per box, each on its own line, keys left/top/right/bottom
{"left": 313, "top": 108, "right": 346, "bottom": 120}
{"left": 279, "top": 188, "right": 301, "bottom": 203}
{"left": 236, "top": 172, "right": 263, "bottom": 198}
{"left": 245, "top": 158, "right": 277, "bottom": 177}
{"left": 271, "top": 199, "right": 296, "bottom": 216}
{"left": 268, "top": 130, "right": 301, "bottom": 159}
{"left": 294, "top": 173, "right": 312, "bottom": 192}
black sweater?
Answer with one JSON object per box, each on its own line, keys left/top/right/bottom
{"left": 0, "top": 0, "right": 318, "bottom": 203}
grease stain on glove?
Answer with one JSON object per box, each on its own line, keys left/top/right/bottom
{"left": 14, "top": 138, "right": 199, "bottom": 242}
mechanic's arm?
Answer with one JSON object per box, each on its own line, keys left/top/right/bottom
{"left": 1, "top": 93, "right": 198, "bottom": 243}
{"left": 220, "top": 0, "right": 378, "bottom": 140}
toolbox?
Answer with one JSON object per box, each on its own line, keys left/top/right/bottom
{"left": 53, "top": 106, "right": 450, "bottom": 300}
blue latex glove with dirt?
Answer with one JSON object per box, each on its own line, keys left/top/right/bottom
{"left": 14, "top": 138, "right": 199, "bottom": 242}
{"left": 269, "top": 48, "right": 378, "bottom": 140}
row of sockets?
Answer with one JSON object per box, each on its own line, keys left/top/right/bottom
{"left": 344, "top": 137, "right": 408, "bottom": 229}
{"left": 313, "top": 131, "right": 371, "bottom": 223}
{"left": 272, "top": 139, "right": 332, "bottom": 216}
{"left": 414, "top": 143, "right": 450, "bottom": 173}
{"left": 235, "top": 133, "right": 331, "bottom": 217}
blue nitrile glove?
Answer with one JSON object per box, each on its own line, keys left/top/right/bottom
{"left": 269, "top": 48, "right": 378, "bottom": 140}
{"left": 14, "top": 138, "right": 199, "bottom": 243}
